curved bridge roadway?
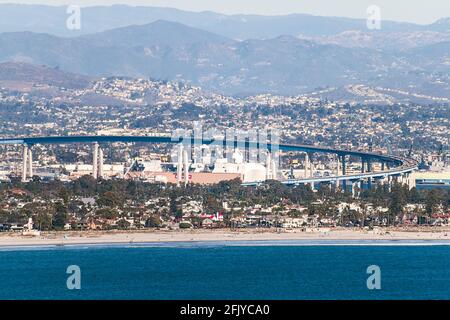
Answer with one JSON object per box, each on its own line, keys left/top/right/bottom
{"left": 0, "top": 135, "right": 418, "bottom": 185}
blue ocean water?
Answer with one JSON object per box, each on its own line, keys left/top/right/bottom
{"left": 0, "top": 241, "right": 449, "bottom": 300}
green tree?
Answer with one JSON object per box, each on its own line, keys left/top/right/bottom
{"left": 52, "top": 202, "right": 68, "bottom": 230}
{"left": 425, "top": 189, "right": 443, "bottom": 217}
{"left": 145, "top": 215, "right": 161, "bottom": 228}
{"left": 117, "top": 219, "right": 131, "bottom": 230}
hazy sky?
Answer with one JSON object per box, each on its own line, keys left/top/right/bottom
{"left": 1, "top": 0, "right": 448, "bottom": 24}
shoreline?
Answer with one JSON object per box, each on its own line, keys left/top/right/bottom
{"left": 1, "top": 227, "right": 450, "bottom": 248}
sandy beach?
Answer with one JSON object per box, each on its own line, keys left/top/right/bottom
{"left": 1, "top": 227, "right": 450, "bottom": 247}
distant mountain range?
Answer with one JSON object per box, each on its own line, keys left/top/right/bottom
{"left": 0, "top": 4, "right": 449, "bottom": 39}
{"left": 0, "top": 5, "right": 448, "bottom": 97}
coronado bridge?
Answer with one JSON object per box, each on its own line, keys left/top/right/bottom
{"left": 0, "top": 135, "right": 418, "bottom": 191}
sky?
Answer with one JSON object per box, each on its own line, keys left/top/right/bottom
{"left": 0, "top": 0, "right": 448, "bottom": 24}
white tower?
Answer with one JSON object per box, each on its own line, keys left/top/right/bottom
{"left": 177, "top": 145, "right": 183, "bottom": 186}
{"left": 28, "top": 148, "right": 33, "bottom": 178}
{"left": 309, "top": 155, "right": 314, "bottom": 178}
{"left": 98, "top": 147, "right": 104, "bottom": 179}
{"left": 271, "top": 158, "right": 277, "bottom": 180}
{"left": 266, "top": 152, "right": 272, "bottom": 180}
{"left": 304, "top": 153, "right": 309, "bottom": 178}
{"left": 22, "top": 144, "right": 28, "bottom": 182}
{"left": 92, "top": 142, "right": 99, "bottom": 179}
{"left": 183, "top": 148, "right": 189, "bottom": 186}
{"left": 335, "top": 155, "right": 340, "bottom": 188}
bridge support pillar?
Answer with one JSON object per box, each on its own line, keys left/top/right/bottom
{"left": 177, "top": 145, "right": 183, "bottom": 187}
{"left": 336, "top": 155, "right": 340, "bottom": 175}
{"left": 408, "top": 173, "right": 416, "bottom": 190}
{"left": 309, "top": 153, "right": 314, "bottom": 178}
{"left": 411, "top": 173, "right": 416, "bottom": 189}
{"left": 334, "top": 179, "right": 340, "bottom": 191}
{"left": 28, "top": 148, "right": 33, "bottom": 178}
{"left": 399, "top": 174, "right": 404, "bottom": 185}
{"left": 271, "top": 154, "right": 277, "bottom": 180}
{"left": 335, "top": 155, "right": 340, "bottom": 190}
{"left": 98, "top": 147, "right": 104, "bottom": 179}
{"left": 341, "top": 155, "right": 346, "bottom": 175}
{"left": 22, "top": 144, "right": 28, "bottom": 182}
{"left": 266, "top": 152, "right": 272, "bottom": 180}
{"left": 183, "top": 148, "right": 189, "bottom": 186}
{"left": 304, "top": 153, "right": 309, "bottom": 178}
{"left": 400, "top": 172, "right": 415, "bottom": 190}
{"left": 92, "top": 142, "right": 99, "bottom": 179}
{"left": 387, "top": 175, "right": 392, "bottom": 192}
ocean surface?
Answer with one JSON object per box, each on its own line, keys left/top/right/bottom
{"left": 0, "top": 240, "right": 450, "bottom": 300}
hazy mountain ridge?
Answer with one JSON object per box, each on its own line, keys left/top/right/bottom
{"left": 0, "top": 20, "right": 448, "bottom": 96}
{"left": 0, "top": 4, "right": 448, "bottom": 39}
{"left": 0, "top": 3, "right": 449, "bottom": 98}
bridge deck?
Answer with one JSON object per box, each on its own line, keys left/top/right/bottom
{"left": 0, "top": 135, "right": 417, "bottom": 183}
